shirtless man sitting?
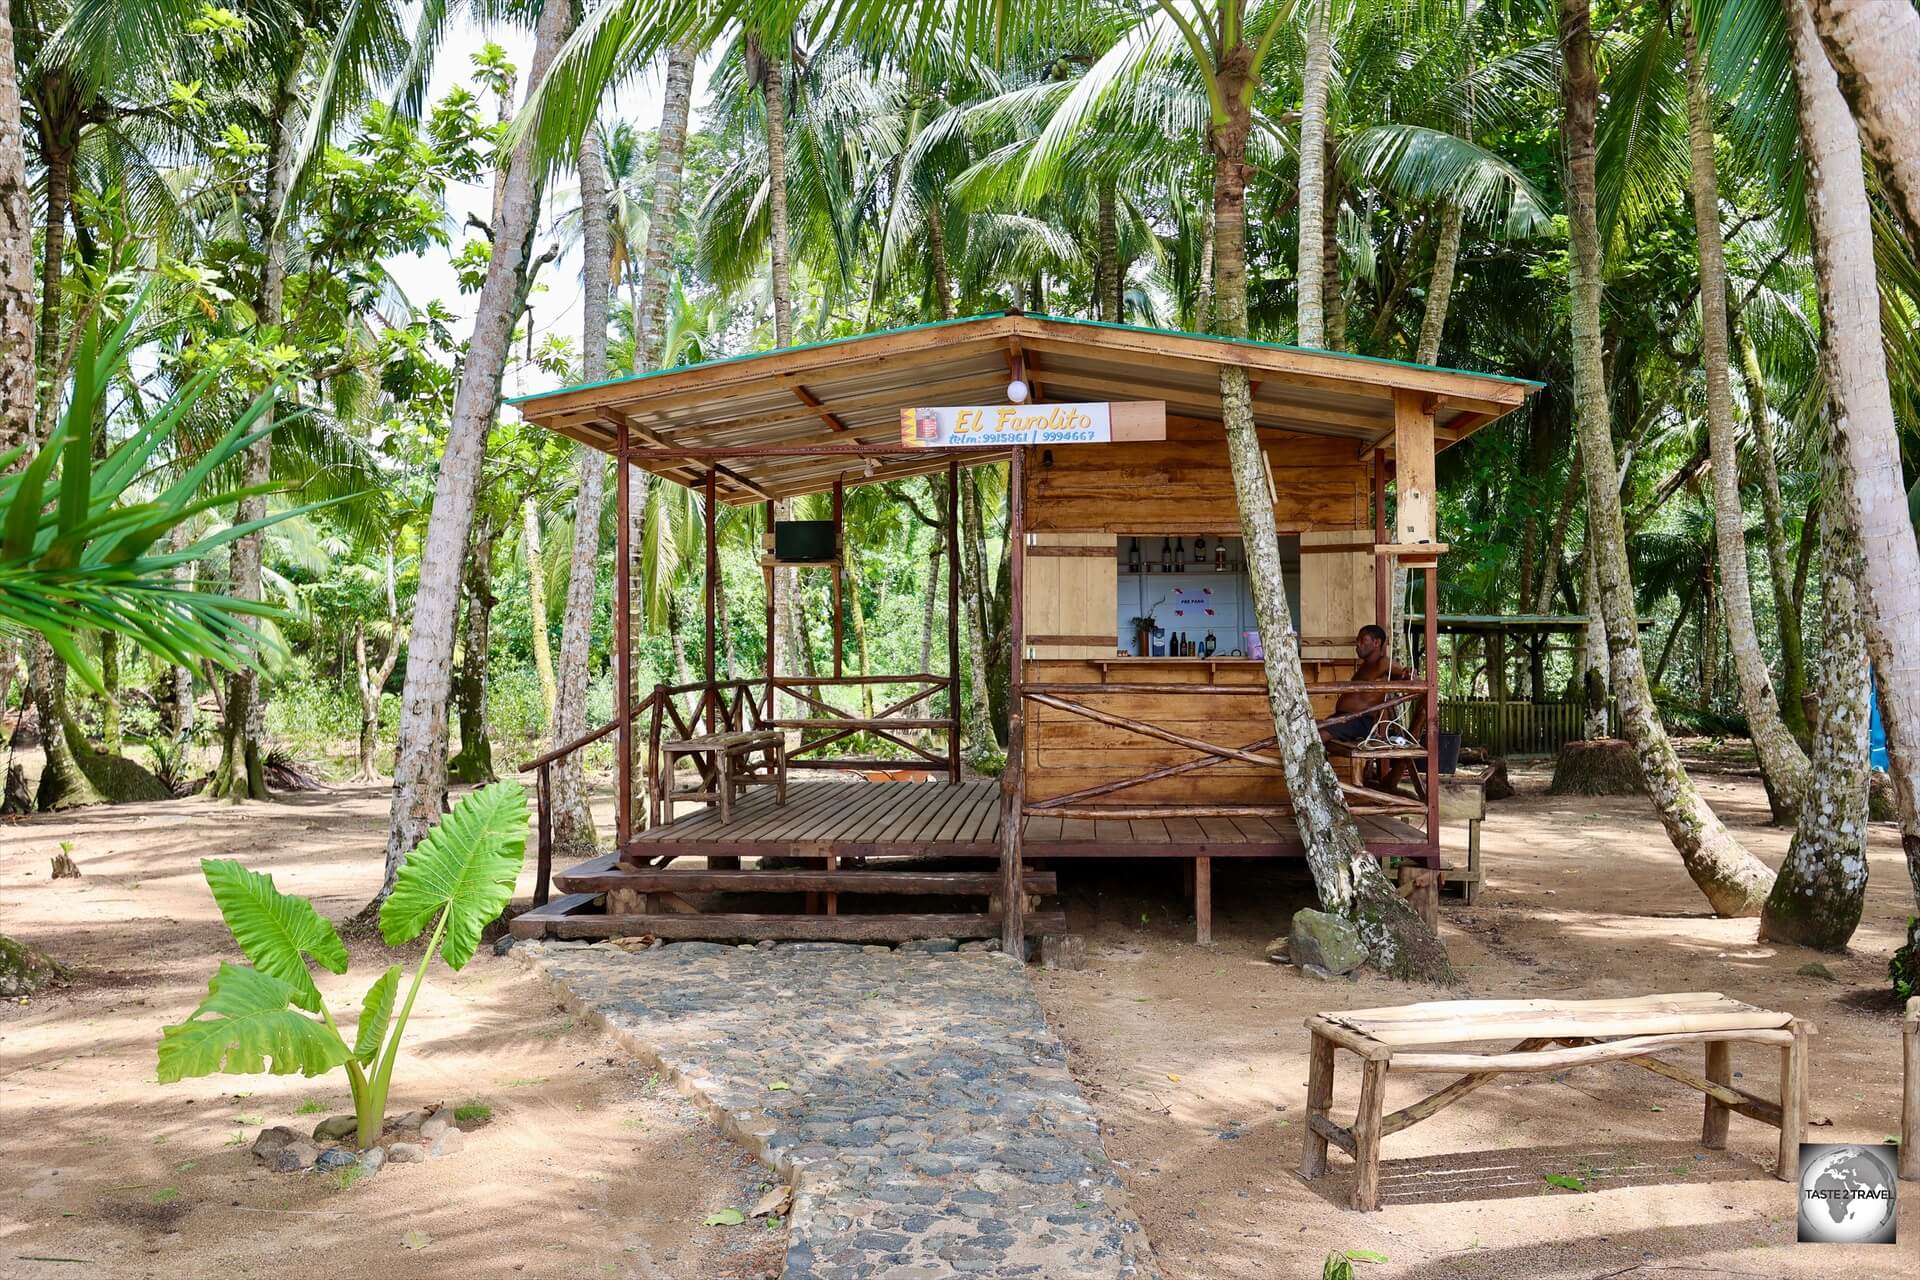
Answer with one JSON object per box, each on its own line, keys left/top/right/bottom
{"left": 1321, "top": 626, "right": 1425, "bottom": 786}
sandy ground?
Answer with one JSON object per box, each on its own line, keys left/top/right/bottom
{"left": 3, "top": 753, "right": 1917, "bottom": 1279}
{"left": 1033, "top": 757, "right": 1919, "bottom": 1278}
{"left": 0, "top": 783, "right": 784, "bottom": 1280}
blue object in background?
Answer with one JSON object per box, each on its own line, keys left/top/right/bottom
{"left": 1870, "top": 671, "right": 1889, "bottom": 771}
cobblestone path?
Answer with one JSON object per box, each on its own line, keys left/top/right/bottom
{"left": 516, "top": 939, "right": 1156, "bottom": 1280}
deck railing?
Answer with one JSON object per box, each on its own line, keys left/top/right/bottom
{"left": 1441, "top": 698, "right": 1620, "bottom": 756}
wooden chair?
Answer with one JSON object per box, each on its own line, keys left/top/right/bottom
{"left": 660, "top": 729, "right": 787, "bottom": 825}
{"left": 1299, "top": 993, "right": 1812, "bottom": 1211}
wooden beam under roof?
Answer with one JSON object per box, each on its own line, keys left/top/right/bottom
{"left": 612, "top": 411, "right": 773, "bottom": 500}
{"left": 784, "top": 378, "right": 851, "bottom": 432}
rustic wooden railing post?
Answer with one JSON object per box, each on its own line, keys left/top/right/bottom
{"left": 615, "top": 421, "right": 633, "bottom": 849}
{"left": 534, "top": 763, "right": 553, "bottom": 907}
{"left": 947, "top": 457, "right": 961, "bottom": 785}
{"left": 1424, "top": 561, "right": 1440, "bottom": 854}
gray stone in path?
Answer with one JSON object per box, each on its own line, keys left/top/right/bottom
{"left": 517, "top": 939, "right": 1156, "bottom": 1280}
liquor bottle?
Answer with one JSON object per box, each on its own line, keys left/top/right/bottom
{"left": 1175, "top": 536, "right": 1186, "bottom": 568}
{"left": 1194, "top": 534, "right": 1207, "bottom": 560}
{"left": 1215, "top": 542, "right": 1227, "bottom": 572}
{"left": 1161, "top": 537, "right": 1173, "bottom": 571}
{"left": 1127, "top": 537, "right": 1141, "bottom": 573}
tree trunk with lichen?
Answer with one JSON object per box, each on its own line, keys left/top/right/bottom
{"left": 1212, "top": 42, "right": 1450, "bottom": 981}
{"left": 1761, "top": 463, "right": 1870, "bottom": 951}
{"left": 957, "top": 472, "right": 998, "bottom": 755}
{"left": 1807, "top": 0, "right": 1920, "bottom": 260}
{"left": 447, "top": 518, "right": 497, "bottom": 785}
{"left": 1787, "top": 0, "right": 1920, "bottom": 911}
{"left": 1559, "top": 0, "right": 1774, "bottom": 916}
{"left": 1733, "top": 318, "right": 1809, "bottom": 742}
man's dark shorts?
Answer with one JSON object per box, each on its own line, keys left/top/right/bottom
{"left": 1326, "top": 711, "right": 1378, "bottom": 744}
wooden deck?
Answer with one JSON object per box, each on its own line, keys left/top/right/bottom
{"left": 626, "top": 779, "right": 1432, "bottom": 862}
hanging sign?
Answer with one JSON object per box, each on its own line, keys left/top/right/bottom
{"left": 898, "top": 400, "right": 1165, "bottom": 448}
{"left": 1173, "top": 587, "right": 1215, "bottom": 617}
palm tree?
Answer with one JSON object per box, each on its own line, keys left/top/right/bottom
{"left": 1805, "top": 0, "right": 1920, "bottom": 259}
{"left": 1, "top": 0, "right": 30, "bottom": 451}
{"left": 1557, "top": 0, "right": 1775, "bottom": 916}
{"left": 380, "top": 0, "right": 575, "bottom": 904}
{"left": 1783, "top": 0, "right": 1920, "bottom": 910}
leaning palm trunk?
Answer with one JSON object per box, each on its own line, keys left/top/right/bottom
{"left": 1682, "top": 14, "right": 1809, "bottom": 821}
{"left": 1578, "top": 536, "right": 1611, "bottom": 738}
{"left": 1210, "top": 51, "right": 1450, "bottom": 980}
{"left": 1559, "top": 0, "right": 1773, "bottom": 915}
{"left": 761, "top": 41, "right": 793, "bottom": 348}
{"left": 1733, "top": 319, "right": 1808, "bottom": 740}
{"left": 1787, "top": 0, "right": 1920, "bottom": 908}
{"left": 635, "top": 43, "right": 696, "bottom": 365}
{"left": 1807, "top": 0, "right": 1920, "bottom": 259}
{"left": 1414, "top": 201, "right": 1464, "bottom": 366}
{"left": 379, "top": 0, "right": 572, "bottom": 900}
{"left": 1761, "top": 463, "right": 1870, "bottom": 951}
{"left": 1295, "top": 0, "right": 1332, "bottom": 347}
{"left": 0, "top": 0, "right": 28, "bottom": 455}
{"left": 447, "top": 518, "right": 498, "bottom": 785}
{"left": 549, "top": 126, "right": 613, "bottom": 858}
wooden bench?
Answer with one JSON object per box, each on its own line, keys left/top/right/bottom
{"left": 660, "top": 730, "right": 786, "bottom": 825}
{"left": 1300, "top": 992, "right": 1812, "bottom": 1210}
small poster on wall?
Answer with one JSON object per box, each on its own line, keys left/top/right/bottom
{"left": 898, "top": 400, "right": 1166, "bottom": 448}
{"left": 1173, "top": 587, "right": 1216, "bottom": 617}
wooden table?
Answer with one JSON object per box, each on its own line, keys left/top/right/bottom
{"left": 660, "top": 730, "right": 787, "bottom": 825}
{"left": 1300, "top": 992, "right": 1812, "bottom": 1211}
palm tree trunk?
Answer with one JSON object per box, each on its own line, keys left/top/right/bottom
{"left": 1579, "top": 534, "right": 1611, "bottom": 737}
{"left": 1211, "top": 37, "right": 1449, "bottom": 979}
{"left": 1296, "top": 0, "right": 1332, "bottom": 347}
{"left": 926, "top": 202, "right": 953, "bottom": 320}
{"left": 845, "top": 556, "right": 872, "bottom": 717}
{"left": 0, "top": 0, "right": 29, "bottom": 454}
{"left": 99, "top": 634, "right": 120, "bottom": 755}
{"left": 1097, "top": 179, "right": 1121, "bottom": 322}
{"left": 1322, "top": 162, "right": 1346, "bottom": 350}
{"left": 1682, "top": 13, "right": 1810, "bottom": 821}
{"left": 1787, "top": 0, "right": 1920, "bottom": 908}
{"left": 167, "top": 521, "right": 197, "bottom": 735}
{"left": 957, "top": 471, "right": 997, "bottom": 754}
{"left": 549, "top": 114, "right": 612, "bottom": 859}
{"left": 1807, "top": 0, "right": 1920, "bottom": 258}
{"left": 920, "top": 535, "right": 940, "bottom": 673}
{"left": 380, "top": 0, "right": 572, "bottom": 900}
{"left": 1559, "top": 0, "right": 1773, "bottom": 915}
{"left": 636, "top": 42, "right": 696, "bottom": 367}
{"left": 761, "top": 39, "right": 792, "bottom": 347}
{"left": 1760, "top": 459, "right": 1870, "bottom": 950}
{"left": 523, "top": 497, "right": 556, "bottom": 729}
{"left": 1414, "top": 200, "right": 1465, "bottom": 365}
{"left": 1733, "top": 317, "right": 1809, "bottom": 741}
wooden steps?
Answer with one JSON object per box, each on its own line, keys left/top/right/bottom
{"left": 514, "top": 853, "right": 1063, "bottom": 944}
{"left": 553, "top": 854, "right": 1056, "bottom": 897}
{"left": 509, "top": 897, "right": 1066, "bottom": 943}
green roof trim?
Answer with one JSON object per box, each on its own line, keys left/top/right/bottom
{"left": 504, "top": 311, "right": 1011, "bottom": 406}
{"left": 506, "top": 310, "right": 1546, "bottom": 408}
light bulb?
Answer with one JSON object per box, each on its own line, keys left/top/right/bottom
{"left": 1007, "top": 378, "right": 1030, "bottom": 403}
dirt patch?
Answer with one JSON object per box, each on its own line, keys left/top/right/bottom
{"left": 0, "top": 782, "right": 784, "bottom": 1280}
{"left": 1034, "top": 759, "right": 1920, "bottom": 1278}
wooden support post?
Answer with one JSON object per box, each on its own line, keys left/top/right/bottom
{"left": 1372, "top": 449, "right": 1389, "bottom": 630}
{"left": 1392, "top": 389, "right": 1435, "bottom": 545}
{"left": 1777, "top": 1020, "right": 1808, "bottom": 1180}
{"left": 947, "top": 459, "right": 961, "bottom": 785}
{"left": 1903, "top": 998, "right": 1918, "bottom": 1181}
{"left": 1488, "top": 627, "right": 1507, "bottom": 757}
{"left": 1702, "top": 1041, "right": 1732, "bottom": 1149}
{"left": 1194, "top": 856, "right": 1212, "bottom": 944}
{"left": 704, "top": 471, "right": 718, "bottom": 732}
{"left": 763, "top": 500, "right": 777, "bottom": 725}
{"left": 1424, "top": 563, "right": 1441, "bottom": 853}
{"left": 832, "top": 476, "right": 845, "bottom": 680}
{"left": 1301, "top": 1032, "right": 1335, "bottom": 1179}
{"left": 1351, "top": 1056, "right": 1390, "bottom": 1211}
{"left": 615, "top": 428, "right": 633, "bottom": 848}
{"left": 534, "top": 763, "right": 553, "bottom": 907}
{"left": 1000, "top": 446, "right": 1027, "bottom": 958}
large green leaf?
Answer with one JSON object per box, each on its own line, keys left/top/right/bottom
{"left": 379, "top": 781, "right": 527, "bottom": 970}
{"left": 354, "top": 966, "right": 401, "bottom": 1066}
{"left": 200, "top": 859, "right": 349, "bottom": 1013}
{"left": 157, "top": 963, "right": 354, "bottom": 1082}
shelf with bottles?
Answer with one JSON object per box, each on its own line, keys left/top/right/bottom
{"left": 1120, "top": 532, "right": 1247, "bottom": 576}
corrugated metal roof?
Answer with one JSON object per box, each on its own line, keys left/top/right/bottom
{"left": 509, "top": 313, "right": 1542, "bottom": 504}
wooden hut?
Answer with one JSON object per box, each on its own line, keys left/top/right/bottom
{"left": 506, "top": 313, "right": 1538, "bottom": 949}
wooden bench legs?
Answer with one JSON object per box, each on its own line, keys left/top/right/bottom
{"left": 1702, "top": 1041, "right": 1731, "bottom": 1149}
{"left": 1778, "top": 1020, "right": 1808, "bottom": 1181}
{"left": 1301, "top": 1032, "right": 1335, "bottom": 1180}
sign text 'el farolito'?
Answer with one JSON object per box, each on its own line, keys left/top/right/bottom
{"left": 899, "top": 400, "right": 1166, "bottom": 448}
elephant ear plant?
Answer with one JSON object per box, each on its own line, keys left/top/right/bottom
{"left": 158, "top": 782, "right": 527, "bottom": 1149}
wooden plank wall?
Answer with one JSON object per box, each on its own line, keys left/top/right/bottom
{"left": 1020, "top": 422, "right": 1373, "bottom": 809}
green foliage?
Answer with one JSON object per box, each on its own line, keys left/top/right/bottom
{"left": 157, "top": 786, "right": 530, "bottom": 1147}
{"left": 379, "top": 780, "right": 527, "bottom": 969}
{"left": 1323, "top": 1249, "right": 1388, "bottom": 1279}
{"left": 452, "top": 1101, "right": 492, "bottom": 1125}
{"left": 1892, "top": 918, "right": 1918, "bottom": 1002}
